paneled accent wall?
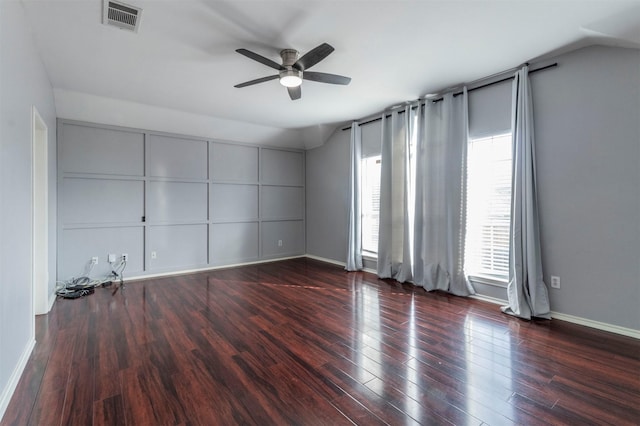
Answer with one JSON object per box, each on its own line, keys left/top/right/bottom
{"left": 57, "top": 120, "right": 304, "bottom": 280}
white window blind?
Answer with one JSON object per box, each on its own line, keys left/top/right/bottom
{"left": 361, "top": 155, "right": 381, "bottom": 255}
{"left": 465, "top": 133, "right": 512, "bottom": 282}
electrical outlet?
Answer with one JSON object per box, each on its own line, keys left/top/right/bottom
{"left": 122, "top": 253, "right": 129, "bottom": 262}
{"left": 108, "top": 253, "right": 116, "bottom": 263}
{"left": 278, "top": 240, "right": 283, "bottom": 247}
{"left": 151, "top": 251, "right": 157, "bottom": 259}
{"left": 91, "top": 256, "right": 99, "bottom": 265}
{"left": 550, "top": 276, "right": 560, "bottom": 289}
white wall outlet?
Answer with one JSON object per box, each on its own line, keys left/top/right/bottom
{"left": 151, "top": 251, "right": 157, "bottom": 259}
{"left": 278, "top": 239, "right": 283, "bottom": 247}
{"left": 91, "top": 256, "right": 99, "bottom": 265}
{"left": 550, "top": 276, "right": 560, "bottom": 289}
{"left": 108, "top": 253, "right": 116, "bottom": 263}
{"left": 122, "top": 253, "right": 129, "bottom": 262}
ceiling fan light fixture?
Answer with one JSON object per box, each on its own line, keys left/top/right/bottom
{"left": 235, "top": 43, "right": 350, "bottom": 100}
{"left": 279, "top": 69, "right": 303, "bottom": 87}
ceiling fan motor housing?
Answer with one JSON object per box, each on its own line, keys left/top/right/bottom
{"left": 280, "top": 49, "right": 300, "bottom": 67}
{"left": 279, "top": 49, "right": 302, "bottom": 87}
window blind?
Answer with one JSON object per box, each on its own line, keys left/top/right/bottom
{"left": 361, "top": 156, "right": 381, "bottom": 254}
{"left": 465, "top": 133, "right": 512, "bottom": 282}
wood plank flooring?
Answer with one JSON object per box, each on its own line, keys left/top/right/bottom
{"left": 3, "top": 258, "right": 639, "bottom": 425}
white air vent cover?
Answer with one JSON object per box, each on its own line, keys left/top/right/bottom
{"left": 103, "top": 0, "right": 142, "bottom": 32}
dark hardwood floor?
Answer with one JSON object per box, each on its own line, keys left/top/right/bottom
{"left": 3, "top": 258, "right": 639, "bottom": 425}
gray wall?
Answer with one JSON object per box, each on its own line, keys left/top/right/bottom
{"left": 306, "top": 45, "right": 640, "bottom": 330}
{"left": 57, "top": 120, "right": 305, "bottom": 280}
{"left": 0, "top": 1, "right": 57, "bottom": 418}
{"left": 532, "top": 46, "right": 639, "bottom": 330}
{"left": 306, "top": 127, "right": 349, "bottom": 261}
{"left": 305, "top": 119, "right": 383, "bottom": 264}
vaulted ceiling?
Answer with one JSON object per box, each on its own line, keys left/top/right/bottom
{"left": 21, "top": 0, "right": 640, "bottom": 148}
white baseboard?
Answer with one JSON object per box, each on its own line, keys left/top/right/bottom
{"left": 470, "top": 294, "right": 639, "bottom": 339}
{"left": 304, "top": 254, "right": 378, "bottom": 275}
{"left": 470, "top": 293, "right": 508, "bottom": 306}
{"left": 0, "top": 338, "right": 36, "bottom": 422}
{"left": 305, "top": 254, "right": 346, "bottom": 268}
{"left": 549, "top": 311, "right": 640, "bottom": 339}
{"left": 47, "top": 291, "right": 56, "bottom": 312}
{"left": 124, "top": 255, "right": 306, "bottom": 282}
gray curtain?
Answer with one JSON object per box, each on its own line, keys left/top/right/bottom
{"left": 346, "top": 122, "right": 363, "bottom": 271}
{"left": 501, "top": 66, "right": 551, "bottom": 319}
{"left": 377, "top": 107, "right": 413, "bottom": 282}
{"left": 413, "top": 91, "right": 474, "bottom": 296}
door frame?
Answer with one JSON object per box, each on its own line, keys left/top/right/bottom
{"left": 32, "top": 105, "right": 49, "bottom": 316}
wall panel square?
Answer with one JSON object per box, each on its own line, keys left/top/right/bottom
{"left": 261, "top": 186, "right": 303, "bottom": 220}
{"left": 61, "top": 178, "right": 143, "bottom": 224}
{"left": 60, "top": 226, "right": 143, "bottom": 279}
{"left": 147, "top": 134, "right": 208, "bottom": 179}
{"left": 210, "top": 222, "right": 259, "bottom": 264}
{"left": 210, "top": 184, "right": 258, "bottom": 221}
{"left": 261, "top": 220, "right": 304, "bottom": 257}
{"left": 147, "top": 181, "right": 208, "bottom": 223}
{"left": 211, "top": 143, "right": 258, "bottom": 182}
{"left": 261, "top": 149, "right": 304, "bottom": 185}
{"left": 61, "top": 124, "right": 144, "bottom": 175}
{"left": 147, "top": 224, "right": 208, "bottom": 271}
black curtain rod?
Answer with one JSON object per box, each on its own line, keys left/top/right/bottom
{"left": 341, "top": 62, "right": 558, "bottom": 131}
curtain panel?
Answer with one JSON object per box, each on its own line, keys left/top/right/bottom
{"left": 501, "top": 66, "right": 551, "bottom": 319}
{"left": 413, "top": 91, "right": 474, "bottom": 296}
{"left": 377, "top": 107, "right": 413, "bottom": 282}
{"left": 346, "top": 122, "right": 363, "bottom": 271}
{"left": 375, "top": 92, "right": 474, "bottom": 296}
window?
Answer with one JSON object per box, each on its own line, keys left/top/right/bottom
{"left": 361, "top": 155, "right": 381, "bottom": 255}
{"left": 465, "top": 133, "right": 512, "bottom": 283}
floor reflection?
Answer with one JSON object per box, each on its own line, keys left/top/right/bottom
{"left": 404, "top": 295, "right": 422, "bottom": 417}
{"left": 464, "top": 314, "right": 515, "bottom": 422}
{"left": 349, "top": 274, "right": 383, "bottom": 384}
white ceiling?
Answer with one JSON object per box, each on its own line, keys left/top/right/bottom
{"left": 21, "top": 0, "right": 640, "bottom": 146}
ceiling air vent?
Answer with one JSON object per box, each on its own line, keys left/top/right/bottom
{"left": 103, "top": 0, "right": 142, "bottom": 33}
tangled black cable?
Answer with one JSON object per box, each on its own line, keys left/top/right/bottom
{"left": 56, "top": 259, "right": 127, "bottom": 299}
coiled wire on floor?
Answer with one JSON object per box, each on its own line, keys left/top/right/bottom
{"left": 55, "top": 259, "right": 127, "bottom": 299}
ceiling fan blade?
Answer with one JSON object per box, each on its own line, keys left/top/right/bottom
{"left": 293, "top": 43, "right": 334, "bottom": 71}
{"left": 303, "top": 71, "right": 351, "bottom": 85}
{"left": 234, "top": 75, "right": 279, "bottom": 88}
{"left": 236, "top": 48, "right": 284, "bottom": 71}
{"left": 287, "top": 86, "right": 301, "bottom": 100}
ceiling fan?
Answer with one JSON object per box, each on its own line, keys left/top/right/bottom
{"left": 234, "top": 43, "right": 351, "bottom": 100}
